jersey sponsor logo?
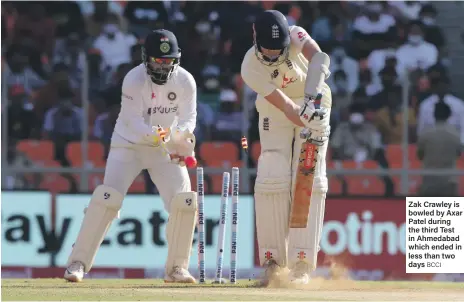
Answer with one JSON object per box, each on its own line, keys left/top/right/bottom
{"left": 263, "top": 117, "right": 269, "bottom": 131}
{"left": 122, "top": 93, "right": 133, "bottom": 100}
{"left": 147, "top": 106, "right": 178, "bottom": 115}
{"left": 271, "top": 69, "right": 279, "bottom": 79}
{"left": 281, "top": 73, "right": 296, "bottom": 88}
{"left": 297, "top": 31, "right": 307, "bottom": 41}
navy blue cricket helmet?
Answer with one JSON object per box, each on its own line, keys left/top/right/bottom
{"left": 253, "top": 10, "right": 290, "bottom": 66}
{"left": 142, "top": 29, "right": 181, "bottom": 85}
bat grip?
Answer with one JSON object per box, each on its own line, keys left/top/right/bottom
{"left": 313, "top": 93, "right": 322, "bottom": 110}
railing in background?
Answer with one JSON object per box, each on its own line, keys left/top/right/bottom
{"left": 2, "top": 57, "right": 463, "bottom": 194}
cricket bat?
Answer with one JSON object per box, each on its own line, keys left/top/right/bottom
{"left": 289, "top": 94, "right": 322, "bottom": 228}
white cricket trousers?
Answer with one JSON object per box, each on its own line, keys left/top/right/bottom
{"left": 104, "top": 145, "right": 191, "bottom": 212}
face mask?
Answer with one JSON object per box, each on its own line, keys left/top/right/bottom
{"left": 204, "top": 78, "right": 219, "bottom": 90}
{"left": 421, "top": 17, "right": 435, "bottom": 26}
{"left": 349, "top": 113, "right": 364, "bottom": 125}
{"left": 195, "top": 22, "right": 211, "bottom": 34}
{"left": 333, "top": 49, "right": 346, "bottom": 60}
{"left": 408, "top": 34, "right": 423, "bottom": 45}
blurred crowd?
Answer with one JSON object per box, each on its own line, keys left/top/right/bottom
{"left": 2, "top": 1, "right": 463, "bottom": 196}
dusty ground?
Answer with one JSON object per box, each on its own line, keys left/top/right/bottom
{"left": 2, "top": 278, "right": 464, "bottom": 301}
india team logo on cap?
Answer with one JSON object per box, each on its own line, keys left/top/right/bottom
{"left": 160, "top": 42, "right": 170, "bottom": 53}
{"left": 160, "top": 37, "right": 170, "bottom": 53}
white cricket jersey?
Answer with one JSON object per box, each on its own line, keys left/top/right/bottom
{"left": 241, "top": 26, "right": 331, "bottom": 111}
{"left": 111, "top": 64, "right": 197, "bottom": 147}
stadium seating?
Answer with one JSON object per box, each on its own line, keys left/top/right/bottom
{"left": 199, "top": 142, "right": 239, "bottom": 165}
{"left": 66, "top": 141, "right": 105, "bottom": 167}
{"left": 16, "top": 140, "right": 54, "bottom": 161}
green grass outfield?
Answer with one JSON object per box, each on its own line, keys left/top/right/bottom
{"left": 2, "top": 279, "right": 464, "bottom": 301}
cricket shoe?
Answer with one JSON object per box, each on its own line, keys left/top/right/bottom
{"left": 288, "top": 261, "right": 310, "bottom": 285}
{"left": 164, "top": 266, "right": 196, "bottom": 283}
{"left": 258, "top": 259, "right": 282, "bottom": 287}
{"left": 64, "top": 261, "right": 85, "bottom": 282}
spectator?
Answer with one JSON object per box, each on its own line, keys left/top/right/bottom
{"left": 3, "top": 44, "right": 46, "bottom": 95}
{"left": 4, "top": 145, "right": 36, "bottom": 190}
{"left": 93, "top": 15, "right": 137, "bottom": 70}
{"left": 130, "top": 43, "right": 143, "bottom": 68}
{"left": 43, "top": 88, "right": 83, "bottom": 166}
{"left": 2, "top": 2, "right": 18, "bottom": 47}
{"left": 53, "top": 32, "right": 86, "bottom": 90}
{"left": 42, "top": 1, "right": 85, "bottom": 41}
{"left": 367, "top": 39, "right": 400, "bottom": 86}
{"left": 286, "top": 4, "right": 302, "bottom": 26}
{"left": 368, "top": 66, "right": 403, "bottom": 111}
{"left": 100, "top": 63, "right": 133, "bottom": 109}
{"left": 94, "top": 104, "right": 120, "bottom": 157}
{"left": 328, "top": 46, "right": 359, "bottom": 95}
{"left": 330, "top": 103, "right": 394, "bottom": 196}
{"left": 417, "top": 102, "right": 462, "bottom": 197}
{"left": 330, "top": 19, "right": 352, "bottom": 51}
{"left": 34, "top": 63, "right": 79, "bottom": 121}
{"left": 13, "top": 3, "right": 55, "bottom": 56}
{"left": 212, "top": 88, "right": 243, "bottom": 142}
{"left": 124, "top": 1, "right": 169, "bottom": 38}
{"left": 331, "top": 103, "right": 382, "bottom": 162}
{"left": 396, "top": 20, "right": 438, "bottom": 80}
{"left": 373, "top": 75, "right": 416, "bottom": 144}
{"left": 352, "top": 69, "right": 378, "bottom": 108}
{"left": 195, "top": 101, "right": 215, "bottom": 146}
{"left": 87, "top": 49, "right": 109, "bottom": 104}
{"left": 388, "top": 1, "right": 423, "bottom": 21}
{"left": 330, "top": 70, "right": 352, "bottom": 122}
{"left": 198, "top": 64, "right": 221, "bottom": 107}
{"left": 419, "top": 4, "right": 446, "bottom": 51}
{"left": 7, "top": 85, "right": 39, "bottom": 141}
{"left": 352, "top": 2, "right": 396, "bottom": 58}
{"left": 417, "top": 76, "right": 464, "bottom": 145}
{"left": 84, "top": 1, "right": 126, "bottom": 39}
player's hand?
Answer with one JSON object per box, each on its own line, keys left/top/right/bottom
{"left": 146, "top": 126, "right": 167, "bottom": 147}
{"left": 300, "top": 125, "right": 330, "bottom": 146}
{"left": 298, "top": 97, "right": 329, "bottom": 131}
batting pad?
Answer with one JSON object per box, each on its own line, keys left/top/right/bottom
{"left": 254, "top": 151, "right": 291, "bottom": 267}
{"left": 288, "top": 190, "right": 326, "bottom": 272}
{"left": 67, "top": 185, "right": 123, "bottom": 272}
{"left": 165, "top": 192, "right": 198, "bottom": 273}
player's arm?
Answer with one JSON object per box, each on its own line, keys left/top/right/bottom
{"left": 176, "top": 73, "right": 197, "bottom": 133}
{"left": 291, "top": 26, "right": 331, "bottom": 101}
{"left": 162, "top": 73, "right": 197, "bottom": 163}
{"left": 119, "top": 75, "right": 160, "bottom": 144}
{"left": 265, "top": 89, "right": 305, "bottom": 127}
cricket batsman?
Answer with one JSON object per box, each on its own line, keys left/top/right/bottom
{"left": 241, "top": 10, "right": 331, "bottom": 285}
{"left": 64, "top": 29, "right": 198, "bottom": 283}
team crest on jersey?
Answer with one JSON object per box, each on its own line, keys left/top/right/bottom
{"left": 168, "top": 92, "right": 177, "bottom": 103}
{"left": 271, "top": 69, "right": 279, "bottom": 79}
{"left": 281, "top": 73, "right": 296, "bottom": 88}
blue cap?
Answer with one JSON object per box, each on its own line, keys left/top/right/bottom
{"left": 254, "top": 10, "right": 290, "bottom": 50}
